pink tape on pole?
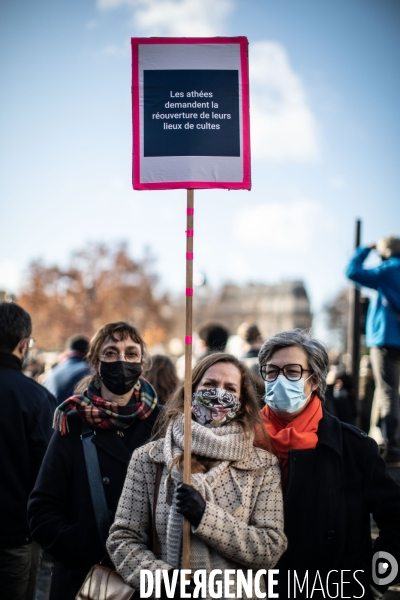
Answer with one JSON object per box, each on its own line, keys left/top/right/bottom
{"left": 187, "top": 208, "right": 194, "bottom": 215}
{"left": 185, "top": 336, "right": 193, "bottom": 344}
{"left": 186, "top": 252, "right": 193, "bottom": 260}
{"left": 186, "top": 229, "right": 194, "bottom": 237}
{"left": 186, "top": 288, "right": 193, "bottom": 296}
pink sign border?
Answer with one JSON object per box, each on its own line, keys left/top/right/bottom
{"left": 131, "top": 37, "right": 251, "bottom": 191}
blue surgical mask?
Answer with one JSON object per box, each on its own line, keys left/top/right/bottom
{"left": 264, "top": 374, "right": 313, "bottom": 414}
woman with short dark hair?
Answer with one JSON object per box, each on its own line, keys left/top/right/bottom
{"left": 28, "top": 321, "right": 160, "bottom": 600}
{"left": 255, "top": 328, "right": 400, "bottom": 600}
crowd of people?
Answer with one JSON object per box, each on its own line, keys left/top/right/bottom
{"left": 1, "top": 234, "right": 400, "bottom": 600}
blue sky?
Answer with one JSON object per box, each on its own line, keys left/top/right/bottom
{"left": 1, "top": 0, "right": 399, "bottom": 342}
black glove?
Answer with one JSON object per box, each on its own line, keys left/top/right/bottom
{"left": 176, "top": 482, "right": 206, "bottom": 528}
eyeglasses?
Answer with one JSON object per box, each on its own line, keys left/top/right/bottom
{"left": 99, "top": 350, "right": 141, "bottom": 363}
{"left": 260, "top": 363, "right": 313, "bottom": 382}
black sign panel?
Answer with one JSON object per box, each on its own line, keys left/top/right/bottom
{"left": 143, "top": 70, "right": 240, "bottom": 157}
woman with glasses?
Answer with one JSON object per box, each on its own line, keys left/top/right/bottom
{"left": 28, "top": 321, "right": 160, "bottom": 600}
{"left": 255, "top": 329, "right": 400, "bottom": 600}
{"left": 107, "top": 353, "right": 287, "bottom": 598}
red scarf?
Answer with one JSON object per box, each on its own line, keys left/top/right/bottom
{"left": 255, "top": 395, "right": 323, "bottom": 490}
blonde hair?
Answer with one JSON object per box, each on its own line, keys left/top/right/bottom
{"left": 377, "top": 236, "right": 400, "bottom": 259}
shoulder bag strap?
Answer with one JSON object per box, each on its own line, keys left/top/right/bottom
{"left": 152, "top": 463, "right": 163, "bottom": 557}
{"left": 81, "top": 422, "right": 110, "bottom": 549}
{"left": 81, "top": 421, "right": 164, "bottom": 557}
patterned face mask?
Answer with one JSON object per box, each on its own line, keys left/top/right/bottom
{"left": 191, "top": 388, "right": 241, "bottom": 428}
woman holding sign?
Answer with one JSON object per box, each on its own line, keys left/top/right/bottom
{"left": 107, "top": 353, "right": 287, "bottom": 598}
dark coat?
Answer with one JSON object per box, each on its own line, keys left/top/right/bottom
{"left": 0, "top": 351, "right": 55, "bottom": 548}
{"left": 275, "top": 409, "right": 400, "bottom": 599}
{"left": 28, "top": 403, "right": 161, "bottom": 600}
{"left": 44, "top": 355, "right": 91, "bottom": 403}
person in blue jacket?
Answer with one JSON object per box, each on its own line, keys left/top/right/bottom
{"left": 346, "top": 235, "right": 400, "bottom": 462}
{"left": 44, "top": 335, "right": 91, "bottom": 404}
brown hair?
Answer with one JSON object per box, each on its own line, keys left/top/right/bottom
{"left": 143, "top": 354, "right": 179, "bottom": 405}
{"left": 154, "top": 352, "right": 269, "bottom": 472}
{"left": 75, "top": 321, "right": 147, "bottom": 393}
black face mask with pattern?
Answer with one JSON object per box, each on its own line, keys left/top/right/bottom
{"left": 99, "top": 361, "right": 142, "bottom": 395}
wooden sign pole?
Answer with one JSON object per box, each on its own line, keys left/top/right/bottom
{"left": 132, "top": 35, "right": 250, "bottom": 576}
{"left": 183, "top": 188, "right": 194, "bottom": 570}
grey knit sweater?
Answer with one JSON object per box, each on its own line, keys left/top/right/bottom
{"left": 107, "top": 416, "right": 287, "bottom": 599}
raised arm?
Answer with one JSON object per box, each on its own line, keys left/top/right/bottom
{"left": 345, "top": 246, "right": 383, "bottom": 290}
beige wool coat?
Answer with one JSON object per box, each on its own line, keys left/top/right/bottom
{"left": 107, "top": 420, "right": 287, "bottom": 600}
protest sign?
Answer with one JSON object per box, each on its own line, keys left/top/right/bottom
{"left": 131, "top": 36, "right": 251, "bottom": 569}
{"left": 131, "top": 37, "right": 250, "bottom": 190}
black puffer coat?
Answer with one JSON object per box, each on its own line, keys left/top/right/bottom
{"left": 28, "top": 403, "right": 161, "bottom": 600}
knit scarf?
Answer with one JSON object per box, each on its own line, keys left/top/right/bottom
{"left": 163, "top": 414, "right": 252, "bottom": 568}
{"left": 53, "top": 378, "right": 157, "bottom": 435}
{"left": 255, "top": 395, "right": 323, "bottom": 491}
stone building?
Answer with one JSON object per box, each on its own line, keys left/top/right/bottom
{"left": 192, "top": 280, "right": 312, "bottom": 338}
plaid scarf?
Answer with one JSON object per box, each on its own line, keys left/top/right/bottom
{"left": 53, "top": 377, "right": 157, "bottom": 435}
